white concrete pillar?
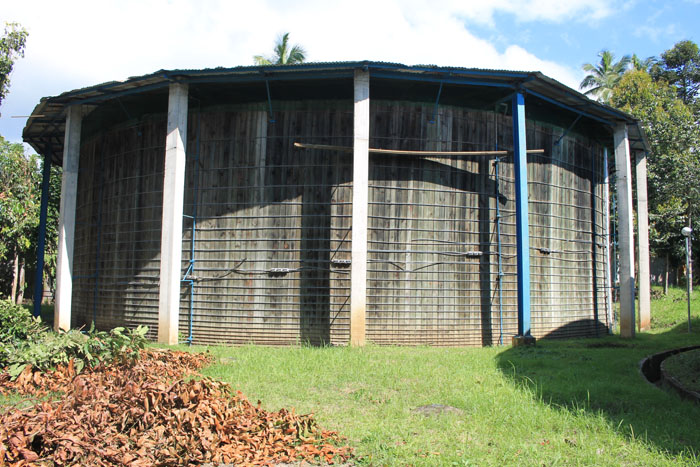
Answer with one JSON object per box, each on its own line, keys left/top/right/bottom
{"left": 614, "top": 123, "right": 636, "bottom": 338}
{"left": 636, "top": 151, "right": 651, "bottom": 331}
{"left": 158, "top": 83, "right": 188, "bottom": 345}
{"left": 54, "top": 105, "right": 82, "bottom": 332}
{"left": 350, "top": 69, "right": 370, "bottom": 346}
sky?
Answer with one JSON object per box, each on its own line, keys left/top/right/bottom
{"left": 1, "top": 0, "right": 698, "bottom": 146}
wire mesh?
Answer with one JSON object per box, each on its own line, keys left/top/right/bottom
{"left": 70, "top": 97, "right": 611, "bottom": 346}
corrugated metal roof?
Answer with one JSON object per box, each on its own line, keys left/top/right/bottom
{"left": 22, "top": 61, "right": 649, "bottom": 163}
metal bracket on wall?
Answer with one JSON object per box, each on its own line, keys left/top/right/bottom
{"left": 554, "top": 114, "right": 582, "bottom": 146}
{"left": 429, "top": 81, "right": 444, "bottom": 124}
{"left": 265, "top": 80, "right": 275, "bottom": 123}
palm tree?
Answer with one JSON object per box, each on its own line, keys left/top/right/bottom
{"left": 630, "top": 54, "right": 657, "bottom": 72}
{"left": 579, "top": 50, "right": 631, "bottom": 103}
{"left": 254, "top": 33, "right": 306, "bottom": 66}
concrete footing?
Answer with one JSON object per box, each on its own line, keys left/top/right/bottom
{"left": 512, "top": 335, "right": 537, "bottom": 347}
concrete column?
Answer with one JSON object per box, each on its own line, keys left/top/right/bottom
{"left": 158, "top": 83, "right": 188, "bottom": 345}
{"left": 635, "top": 151, "right": 651, "bottom": 331}
{"left": 54, "top": 106, "right": 82, "bottom": 331}
{"left": 350, "top": 69, "right": 369, "bottom": 346}
{"left": 614, "top": 123, "right": 636, "bottom": 338}
{"left": 512, "top": 92, "right": 533, "bottom": 345}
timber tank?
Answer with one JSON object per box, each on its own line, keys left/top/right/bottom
{"left": 24, "top": 62, "right": 624, "bottom": 346}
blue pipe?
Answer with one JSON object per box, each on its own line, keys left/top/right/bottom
{"left": 33, "top": 152, "right": 52, "bottom": 318}
{"left": 513, "top": 92, "right": 531, "bottom": 337}
{"left": 495, "top": 156, "right": 504, "bottom": 345}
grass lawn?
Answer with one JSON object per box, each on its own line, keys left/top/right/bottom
{"left": 167, "top": 286, "right": 700, "bottom": 466}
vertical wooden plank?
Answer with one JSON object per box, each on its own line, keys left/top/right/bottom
{"left": 351, "top": 69, "right": 370, "bottom": 346}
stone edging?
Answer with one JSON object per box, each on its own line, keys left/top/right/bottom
{"left": 639, "top": 345, "right": 700, "bottom": 403}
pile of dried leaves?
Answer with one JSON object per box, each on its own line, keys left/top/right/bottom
{"left": 0, "top": 349, "right": 352, "bottom": 466}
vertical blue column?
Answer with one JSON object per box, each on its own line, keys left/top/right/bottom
{"left": 512, "top": 92, "right": 531, "bottom": 337}
{"left": 33, "top": 151, "right": 52, "bottom": 317}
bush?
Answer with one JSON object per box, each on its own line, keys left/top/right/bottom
{"left": 1, "top": 311, "right": 149, "bottom": 379}
{"left": 0, "top": 299, "right": 46, "bottom": 345}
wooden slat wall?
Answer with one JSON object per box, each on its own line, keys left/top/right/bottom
{"left": 71, "top": 97, "right": 610, "bottom": 346}
{"left": 366, "top": 102, "right": 518, "bottom": 346}
{"left": 179, "top": 101, "right": 354, "bottom": 345}
{"left": 527, "top": 123, "right": 609, "bottom": 339}
{"left": 72, "top": 116, "right": 166, "bottom": 339}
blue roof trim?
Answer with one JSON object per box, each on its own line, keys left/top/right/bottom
{"left": 525, "top": 90, "right": 614, "bottom": 126}
{"left": 369, "top": 70, "right": 517, "bottom": 89}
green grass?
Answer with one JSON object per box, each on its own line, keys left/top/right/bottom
{"left": 168, "top": 286, "right": 700, "bottom": 466}
{"left": 7, "top": 288, "right": 700, "bottom": 465}
{"left": 663, "top": 349, "right": 700, "bottom": 393}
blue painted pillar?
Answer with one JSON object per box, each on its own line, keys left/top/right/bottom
{"left": 512, "top": 92, "right": 531, "bottom": 338}
{"left": 33, "top": 151, "right": 52, "bottom": 317}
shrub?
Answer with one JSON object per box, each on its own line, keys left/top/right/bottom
{"left": 0, "top": 299, "right": 46, "bottom": 345}
{"left": 2, "top": 320, "right": 149, "bottom": 379}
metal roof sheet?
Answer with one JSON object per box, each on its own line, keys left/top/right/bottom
{"left": 22, "top": 61, "right": 649, "bottom": 164}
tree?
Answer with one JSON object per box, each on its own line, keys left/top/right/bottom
{"left": 254, "top": 32, "right": 306, "bottom": 66}
{"left": 653, "top": 40, "right": 700, "bottom": 107}
{"left": 611, "top": 71, "right": 700, "bottom": 285}
{"left": 630, "top": 54, "right": 657, "bottom": 73}
{"left": 0, "top": 137, "right": 41, "bottom": 303}
{"left": 0, "top": 22, "right": 28, "bottom": 108}
{"left": 580, "top": 50, "right": 631, "bottom": 103}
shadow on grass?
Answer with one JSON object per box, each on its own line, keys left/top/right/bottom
{"left": 496, "top": 319, "right": 700, "bottom": 460}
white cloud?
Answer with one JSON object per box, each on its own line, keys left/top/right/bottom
{"left": 0, "top": 0, "right": 597, "bottom": 142}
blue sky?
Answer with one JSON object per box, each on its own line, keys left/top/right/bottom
{"left": 1, "top": 0, "right": 698, "bottom": 147}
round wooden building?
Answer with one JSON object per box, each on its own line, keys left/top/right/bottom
{"left": 23, "top": 62, "right": 650, "bottom": 346}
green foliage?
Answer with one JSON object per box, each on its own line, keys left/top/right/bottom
{"left": 0, "top": 136, "right": 40, "bottom": 263}
{"left": 612, "top": 71, "right": 700, "bottom": 263}
{"left": 0, "top": 22, "right": 27, "bottom": 107}
{"left": 254, "top": 32, "right": 306, "bottom": 65}
{"left": 579, "top": 50, "right": 631, "bottom": 103}
{"left": 2, "top": 322, "right": 149, "bottom": 379}
{"left": 653, "top": 40, "right": 700, "bottom": 106}
{"left": 0, "top": 299, "right": 45, "bottom": 345}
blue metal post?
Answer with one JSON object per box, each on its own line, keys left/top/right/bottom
{"left": 33, "top": 152, "right": 52, "bottom": 317}
{"left": 512, "top": 92, "right": 531, "bottom": 337}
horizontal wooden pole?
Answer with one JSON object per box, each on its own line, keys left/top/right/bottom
{"left": 293, "top": 142, "right": 545, "bottom": 156}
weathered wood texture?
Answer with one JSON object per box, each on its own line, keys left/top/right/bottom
{"left": 72, "top": 116, "right": 167, "bottom": 339}
{"left": 366, "top": 102, "right": 609, "bottom": 345}
{"left": 70, "top": 98, "right": 610, "bottom": 346}
{"left": 179, "top": 101, "right": 353, "bottom": 345}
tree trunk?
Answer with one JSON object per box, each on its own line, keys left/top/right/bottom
{"left": 17, "top": 258, "right": 26, "bottom": 304}
{"left": 664, "top": 254, "right": 669, "bottom": 295}
{"left": 42, "top": 275, "right": 52, "bottom": 304}
{"left": 10, "top": 253, "right": 19, "bottom": 304}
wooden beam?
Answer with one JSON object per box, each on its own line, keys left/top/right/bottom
{"left": 293, "top": 141, "right": 545, "bottom": 156}
{"left": 614, "top": 123, "right": 636, "bottom": 338}
{"left": 350, "top": 69, "right": 369, "bottom": 346}
{"left": 55, "top": 105, "right": 82, "bottom": 332}
{"left": 636, "top": 151, "right": 651, "bottom": 331}
{"left": 158, "top": 83, "right": 189, "bottom": 345}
